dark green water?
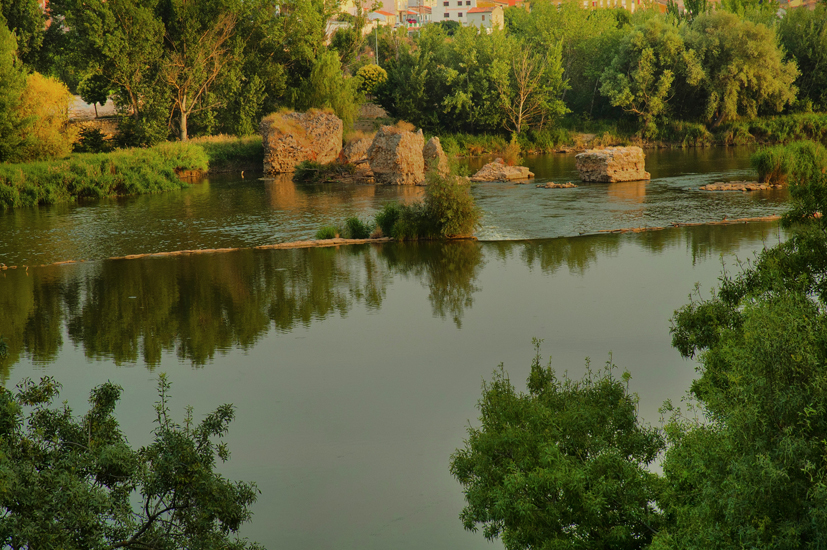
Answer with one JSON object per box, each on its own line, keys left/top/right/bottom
{"left": 0, "top": 147, "right": 786, "bottom": 266}
{"left": 0, "top": 222, "right": 785, "bottom": 550}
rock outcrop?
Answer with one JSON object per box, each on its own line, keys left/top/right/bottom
{"left": 260, "top": 110, "right": 343, "bottom": 174}
{"left": 537, "top": 182, "right": 577, "bottom": 189}
{"left": 700, "top": 181, "right": 780, "bottom": 191}
{"left": 423, "top": 137, "right": 449, "bottom": 176}
{"left": 470, "top": 158, "right": 534, "bottom": 182}
{"left": 340, "top": 137, "right": 373, "bottom": 173}
{"left": 367, "top": 126, "right": 425, "bottom": 185}
{"left": 575, "top": 147, "right": 650, "bottom": 183}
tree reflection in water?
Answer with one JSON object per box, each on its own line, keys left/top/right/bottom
{"left": 0, "top": 222, "right": 782, "bottom": 378}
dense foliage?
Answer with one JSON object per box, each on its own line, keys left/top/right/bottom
{"left": 451, "top": 343, "right": 664, "bottom": 550}
{"left": 453, "top": 152, "right": 827, "bottom": 550}
{"left": 0, "top": 375, "right": 261, "bottom": 549}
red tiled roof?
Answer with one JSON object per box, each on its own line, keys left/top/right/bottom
{"left": 468, "top": 5, "right": 495, "bottom": 11}
{"left": 374, "top": 9, "right": 396, "bottom": 15}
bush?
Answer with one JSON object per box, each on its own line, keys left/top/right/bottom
{"left": 373, "top": 173, "right": 480, "bottom": 240}
{"left": 750, "top": 140, "right": 827, "bottom": 185}
{"left": 315, "top": 226, "right": 339, "bottom": 239}
{"left": 424, "top": 172, "right": 480, "bottom": 237}
{"left": 356, "top": 64, "right": 388, "bottom": 96}
{"left": 17, "top": 72, "right": 78, "bottom": 161}
{"left": 344, "top": 216, "right": 373, "bottom": 239}
{"left": 73, "top": 127, "right": 114, "bottom": 154}
{"left": 375, "top": 202, "right": 402, "bottom": 236}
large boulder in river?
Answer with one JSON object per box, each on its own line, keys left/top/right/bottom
{"left": 367, "top": 126, "right": 425, "bottom": 185}
{"left": 260, "top": 110, "right": 343, "bottom": 174}
{"left": 470, "top": 158, "right": 534, "bottom": 182}
{"left": 423, "top": 136, "right": 449, "bottom": 176}
{"left": 575, "top": 146, "right": 650, "bottom": 183}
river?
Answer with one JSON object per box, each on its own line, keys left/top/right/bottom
{"left": 0, "top": 147, "right": 789, "bottom": 549}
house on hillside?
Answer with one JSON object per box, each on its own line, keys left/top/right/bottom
{"left": 466, "top": 5, "right": 504, "bottom": 30}
{"left": 433, "top": 0, "right": 477, "bottom": 25}
{"left": 368, "top": 9, "right": 398, "bottom": 24}
{"left": 404, "top": 5, "right": 433, "bottom": 28}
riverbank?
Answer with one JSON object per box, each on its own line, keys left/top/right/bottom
{"left": 434, "top": 112, "right": 827, "bottom": 157}
{"left": 0, "top": 136, "right": 262, "bottom": 209}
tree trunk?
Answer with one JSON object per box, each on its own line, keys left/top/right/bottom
{"left": 179, "top": 96, "right": 188, "bottom": 141}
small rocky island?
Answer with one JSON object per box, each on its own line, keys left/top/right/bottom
{"left": 260, "top": 110, "right": 449, "bottom": 185}
{"left": 469, "top": 158, "right": 534, "bottom": 182}
{"left": 575, "top": 146, "right": 650, "bottom": 182}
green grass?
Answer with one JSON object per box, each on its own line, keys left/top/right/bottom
{"left": 191, "top": 134, "right": 263, "bottom": 172}
{"left": 0, "top": 142, "right": 208, "bottom": 209}
{"left": 750, "top": 140, "right": 827, "bottom": 184}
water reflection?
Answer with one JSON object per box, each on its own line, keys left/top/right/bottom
{"left": 0, "top": 222, "right": 783, "bottom": 378}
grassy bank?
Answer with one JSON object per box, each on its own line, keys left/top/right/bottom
{"left": 0, "top": 142, "right": 207, "bottom": 209}
{"left": 192, "top": 134, "right": 263, "bottom": 172}
{"left": 0, "top": 135, "right": 264, "bottom": 209}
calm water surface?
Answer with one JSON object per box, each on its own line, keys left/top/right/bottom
{"left": 0, "top": 147, "right": 786, "bottom": 266}
{"left": 1, "top": 222, "right": 785, "bottom": 550}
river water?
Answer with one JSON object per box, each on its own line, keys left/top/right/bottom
{"left": 0, "top": 147, "right": 785, "bottom": 266}
{"left": 0, "top": 147, "right": 790, "bottom": 549}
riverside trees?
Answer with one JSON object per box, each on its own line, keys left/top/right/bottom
{"left": 452, "top": 165, "right": 827, "bottom": 549}
{"left": 0, "top": 375, "right": 262, "bottom": 549}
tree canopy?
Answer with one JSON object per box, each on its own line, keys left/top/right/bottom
{"left": 0, "top": 374, "right": 262, "bottom": 549}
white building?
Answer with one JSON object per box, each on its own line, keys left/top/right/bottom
{"left": 432, "top": 0, "right": 477, "bottom": 25}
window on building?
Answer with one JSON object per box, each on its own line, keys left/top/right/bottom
{"left": 444, "top": 1, "right": 449, "bottom": 4}
{"left": 444, "top": 11, "right": 449, "bottom": 16}
{"left": 481, "top": 14, "right": 485, "bottom": 19}
{"left": 466, "top": 1, "right": 471, "bottom": 5}
{"left": 457, "top": 1, "right": 461, "bottom": 5}
{"left": 458, "top": 11, "right": 462, "bottom": 16}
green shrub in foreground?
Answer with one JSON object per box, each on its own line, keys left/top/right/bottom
{"left": 0, "top": 142, "right": 209, "bottom": 209}
{"left": 750, "top": 140, "right": 827, "bottom": 184}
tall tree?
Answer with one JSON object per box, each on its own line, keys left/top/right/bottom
{"left": 158, "top": 0, "right": 237, "bottom": 141}
{"left": 600, "top": 18, "right": 702, "bottom": 137}
{"left": 0, "top": 21, "right": 29, "bottom": 162}
{"left": 682, "top": 11, "right": 798, "bottom": 126}
{"left": 0, "top": 0, "right": 45, "bottom": 69}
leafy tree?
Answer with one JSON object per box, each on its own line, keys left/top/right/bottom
{"left": 77, "top": 72, "right": 111, "bottom": 118}
{"left": 450, "top": 342, "right": 665, "bottom": 550}
{"left": 436, "top": 20, "right": 460, "bottom": 36}
{"left": 16, "top": 72, "right": 78, "bottom": 160}
{"left": 778, "top": 4, "right": 827, "bottom": 112}
{"left": 0, "top": 21, "right": 29, "bottom": 162}
{"left": 496, "top": 38, "right": 568, "bottom": 134}
{"left": 0, "top": 0, "right": 45, "bottom": 69}
{"left": 294, "top": 50, "right": 362, "bottom": 129}
{"left": 661, "top": 167, "right": 827, "bottom": 549}
{"left": 158, "top": 2, "right": 238, "bottom": 141}
{"left": 600, "top": 18, "right": 702, "bottom": 137}
{"left": 682, "top": 11, "right": 798, "bottom": 126}
{"left": 54, "top": 0, "right": 168, "bottom": 145}
{"left": 0, "top": 375, "right": 262, "bottom": 549}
